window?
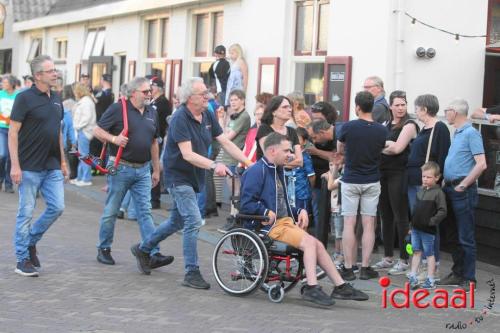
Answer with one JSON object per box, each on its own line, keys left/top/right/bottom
{"left": 295, "top": 0, "right": 329, "bottom": 55}
{"left": 294, "top": 62, "right": 324, "bottom": 107}
{"left": 488, "top": 0, "right": 500, "bottom": 46}
{"left": 194, "top": 11, "right": 223, "bottom": 57}
{"left": 257, "top": 57, "right": 280, "bottom": 95}
{"left": 146, "top": 17, "right": 169, "bottom": 58}
{"left": 27, "top": 38, "right": 42, "bottom": 62}
{"left": 55, "top": 38, "right": 68, "bottom": 60}
{"left": 82, "top": 28, "right": 105, "bottom": 60}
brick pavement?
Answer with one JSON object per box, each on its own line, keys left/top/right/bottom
{"left": 0, "top": 178, "right": 499, "bottom": 333}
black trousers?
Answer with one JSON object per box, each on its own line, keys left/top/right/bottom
{"left": 379, "top": 170, "right": 410, "bottom": 260}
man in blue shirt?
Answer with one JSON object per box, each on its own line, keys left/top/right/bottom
{"left": 439, "top": 99, "right": 487, "bottom": 291}
{"left": 131, "top": 77, "right": 251, "bottom": 289}
{"left": 9, "top": 55, "right": 68, "bottom": 277}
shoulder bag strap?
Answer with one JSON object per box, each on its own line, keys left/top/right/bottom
{"left": 425, "top": 122, "right": 437, "bottom": 163}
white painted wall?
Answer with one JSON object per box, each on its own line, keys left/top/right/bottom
{"left": 1, "top": 0, "right": 21, "bottom": 75}
{"left": 10, "top": 0, "right": 491, "bottom": 120}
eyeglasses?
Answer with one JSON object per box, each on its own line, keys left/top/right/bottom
{"left": 444, "top": 108, "right": 455, "bottom": 113}
{"left": 138, "top": 89, "right": 152, "bottom": 95}
{"left": 363, "top": 85, "right": 376, "bottom": 89}
{"left": 38, "top": 69, "right": 57, "bottom": 74}
{"left": 193, "top": 91, "right": 210, "bottom": 98}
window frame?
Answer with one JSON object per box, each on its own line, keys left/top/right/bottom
{"left": 54, "top": 38, "right": 68, "bottom": 61}
{"left": 294, "top": 0, "right": 329, "bottom": 56}
{"left": 82, "top": 27, "right": 105, "bottom": 61}
{"left": 257, "top": 57, "right": 280, "bottom": 95}
{"left": 27, "top": 37, "right": 42, "bottom": 62}
{"left": 145, "top": 15, "right": 170, "bottom": 59}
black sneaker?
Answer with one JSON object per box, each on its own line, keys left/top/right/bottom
{"left": 359, "top": 266, "right": 379, "bottom": 280}
{"left": 182, "top": 269, "right": 210, "bottom": 289}
{"left": 302, "top": 285, "right": 335, "bottom": 306}
{"left": 97, "top": 248, "right": 115, "bottom": 265}
{"left": 15, "top": 260, "right": 39, "bottom": 277}
{"left": 352, "top": 265, "right": 360, "bottom": 273}
{"left": 340, "top": 266, "right": 356, "bottom": 281}
{"left": 217, "top": 217, "right": 236, "bottom": 234}
{"left": 130, "top": 244, "right": 151, "bottom": 275}
{"left": 460, "top": 279, "right": 476, "bottom": 293}
{"left": 116, "top": 210, "right": 125, "bottom": 219}
{"left": 331, "top": 282, "right": 369, "bottom": 301}
{"left": 28, "top": 245, "right": 40, "bottom": 268}
{"left": 437, "top": 272, "right": 463, "bottom": 286}
{"left": 150, "top": 253, "right": 174, "bottom": 269}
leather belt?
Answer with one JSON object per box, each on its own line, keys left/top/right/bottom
{"left": 109, "top": 157, "right": 148, "bottom": 168}
{"left": 444, "top": 177, "right": 465, "bottom": 187}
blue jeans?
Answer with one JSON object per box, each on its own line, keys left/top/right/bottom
{"left": 411, "top": 229, "right": 436, "bottom": 257}
{"left": 77, "top": 131, "right": 92, "bottom": 182}
{"left": 0, "top": 127, "right": 12, "bottom": 188}
{"left": 408, "top": 184, "right": 440, "bottom": 262}
{"left": 120, "top": 191, "right": 137, "bottom": 219}
{"left": 443, "top": 185, "right": 478, "bottom": 281}
{"left": 140, "top": 184, "right": 202, "bottom": 272}
{"left": 14, "top": 170, "right": 65, "bottom": 262}
{"left": 98, "top": 162, "right": 158, "bottom": 254}
{"left": 197, "top": 183, "right": 206, "bottom": 218}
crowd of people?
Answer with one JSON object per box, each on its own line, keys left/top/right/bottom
{"left": 1, "top": 47, "right": 495, "bottom": 307}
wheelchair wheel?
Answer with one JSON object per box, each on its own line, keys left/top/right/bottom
{"left": 268, "top": 284, "right": 285, "bottom": 303}
{"left": 212, "top": 228, "right": 268, "bottom": 296}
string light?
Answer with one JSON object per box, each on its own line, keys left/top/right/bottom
{"left": 394, "top": 10, "right": 488, "bottom": 42}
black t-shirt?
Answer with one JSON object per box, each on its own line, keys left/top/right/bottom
{"left": 255, "top": 123, "right": 299, "bottom": 160}
{"left": 94, "top": 88, "right": 114, "bottom": 121}
{"left": 151, "top": 94, "right": 172, "bottom": 139}
{"left": 486, "top": 105, "right": 500, "bottom": 115}
{"left": 311, "top": 126, "right": 336, "bottom": 189}
{"left": 338, "top": 119, "right": 388, "bottom": 184}
{"left": 380, "top": 120, "right": 419, "bottom": 173}
{"left": 97, "top": 100, "right": 159, "bottom": 163}
{"left": 164, "top": 104, "right": 223, "bottom": 193}
{"left": 10, "top": 85, "right": 63, "bottom": 171}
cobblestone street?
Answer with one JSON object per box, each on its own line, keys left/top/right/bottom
{"left": 0, "top": 179, "right": 499, "bottom": 333}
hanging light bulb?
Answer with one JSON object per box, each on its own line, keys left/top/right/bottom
{"left": 411, "top": 18, "right": 416, "bottom": 25}
{"left": 455, "top": 34, "right": 460, "bottom": 44}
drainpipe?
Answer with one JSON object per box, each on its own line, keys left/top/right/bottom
{"left": 394, "top": 0, "right": 405, "bottom": 89}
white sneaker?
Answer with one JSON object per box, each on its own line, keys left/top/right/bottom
{"left": 372, "top": 258, "right": 394, "bottom": 270}
{"left": 417, "top": 264, "right": 428, "bottom": 283}
{"left": 76, "top": 181, "right": 92, "bottom": 187}
{"left": 388, "top": 260, "right": 409, "bottom": 275}
{"left": 69, "top": 179, "right": 80, "bottom": 185}
{"left": 332, "top": 253, "right": 344, "bottom": 269}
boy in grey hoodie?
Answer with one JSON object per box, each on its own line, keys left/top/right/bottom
{"left": 408, "top": 161, "right": 447, "bottom": 289}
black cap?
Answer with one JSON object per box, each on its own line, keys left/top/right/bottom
{"left": 23, "top": 75, "right": 34, "bottom": 82}
{"left": 102, "top": 74, "right": 112, "bottom": 83}
{"left": 214, "top": 45, "right": 226, "bottom": 55}
{"left": 150, "top": 76, "right": 164, "bottom": 88}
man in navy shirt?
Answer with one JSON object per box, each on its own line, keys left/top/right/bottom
{"left": 336, "top": 91, "right": 388, "bottom": 281}
{"left": 439, "top": 99, "right": 486, "bottom": 290}
{"left": 94, "top": 77, "right": 173, "bottom": 270}
{"left": 131, "top": 77, "right": 250, "bottom": 289}
{"left": 9, "top": 55, "right": 68, "bottom": 277}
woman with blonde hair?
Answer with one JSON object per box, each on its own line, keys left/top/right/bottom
{"left": 286, "top": 91, "right": 311, "bottom": 128}
{"left": 224, "top": 43, "right": 248, "bottom": 106}
{"left": 71, "top": 82, "right": 97, "bottom": 186}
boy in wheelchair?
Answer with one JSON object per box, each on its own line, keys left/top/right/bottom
{"left": 239, "top": 132, "right": 368, "bottom": 306}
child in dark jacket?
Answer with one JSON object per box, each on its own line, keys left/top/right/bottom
{"left": 408, "top": 161, "right": 447, "bottom": 290}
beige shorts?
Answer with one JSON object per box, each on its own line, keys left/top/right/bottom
{"left": 268, "top": 217, "right": 305, "bottom": 248}
{"left": 341, "top": 182, "right": 381, "bottom": 217}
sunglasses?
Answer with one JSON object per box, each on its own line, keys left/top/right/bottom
{"left": 139, "top": 89, "right": 152, "bottom": 95}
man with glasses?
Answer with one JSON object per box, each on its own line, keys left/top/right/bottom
{"left": 9, "top": 55, "right": 68, "bottom": 277}
{"left": 439, "top": 99, "right": 486, "bottom": 291}
{"left": 93, "top": 76, "right": 174, "bottom": 271}
{"left": 131, "top": 77, "right": 251, "bottom": 290}
{"left": 363, "top": 76, "right": 390, "bottom": 125}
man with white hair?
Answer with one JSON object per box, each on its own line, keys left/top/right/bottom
{"left": 131, "top": 77, "right": 252, "bottom": 289}
{"left": 363, "top": 76, "right": 390, "bottom": 124}
{"left": 94, "top": 76, "right": 173, "bottom": 270}
{"left": 439, "top": 99, "right": 487, "bottom": 291}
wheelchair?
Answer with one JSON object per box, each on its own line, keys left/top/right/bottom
{"left": 212, "top": 175, "right": 325, "bottom": 303}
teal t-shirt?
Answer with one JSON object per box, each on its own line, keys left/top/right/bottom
{"left": 0, "top": 89, "right": 18, "bottom": 128}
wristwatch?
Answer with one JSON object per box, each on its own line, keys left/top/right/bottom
{"left": 210, "top": 161, "right": 217, "bottom": 170}
{"left": 457, "top": 184, "right": 466, "bottom": 190}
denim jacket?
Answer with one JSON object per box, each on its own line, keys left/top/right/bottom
{"left": 239, "top": 157, "right": 304, "bottom": 232}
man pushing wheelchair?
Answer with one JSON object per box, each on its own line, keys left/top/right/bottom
{"left": 239, "top": 132, "right": 368, "bottom": 306}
